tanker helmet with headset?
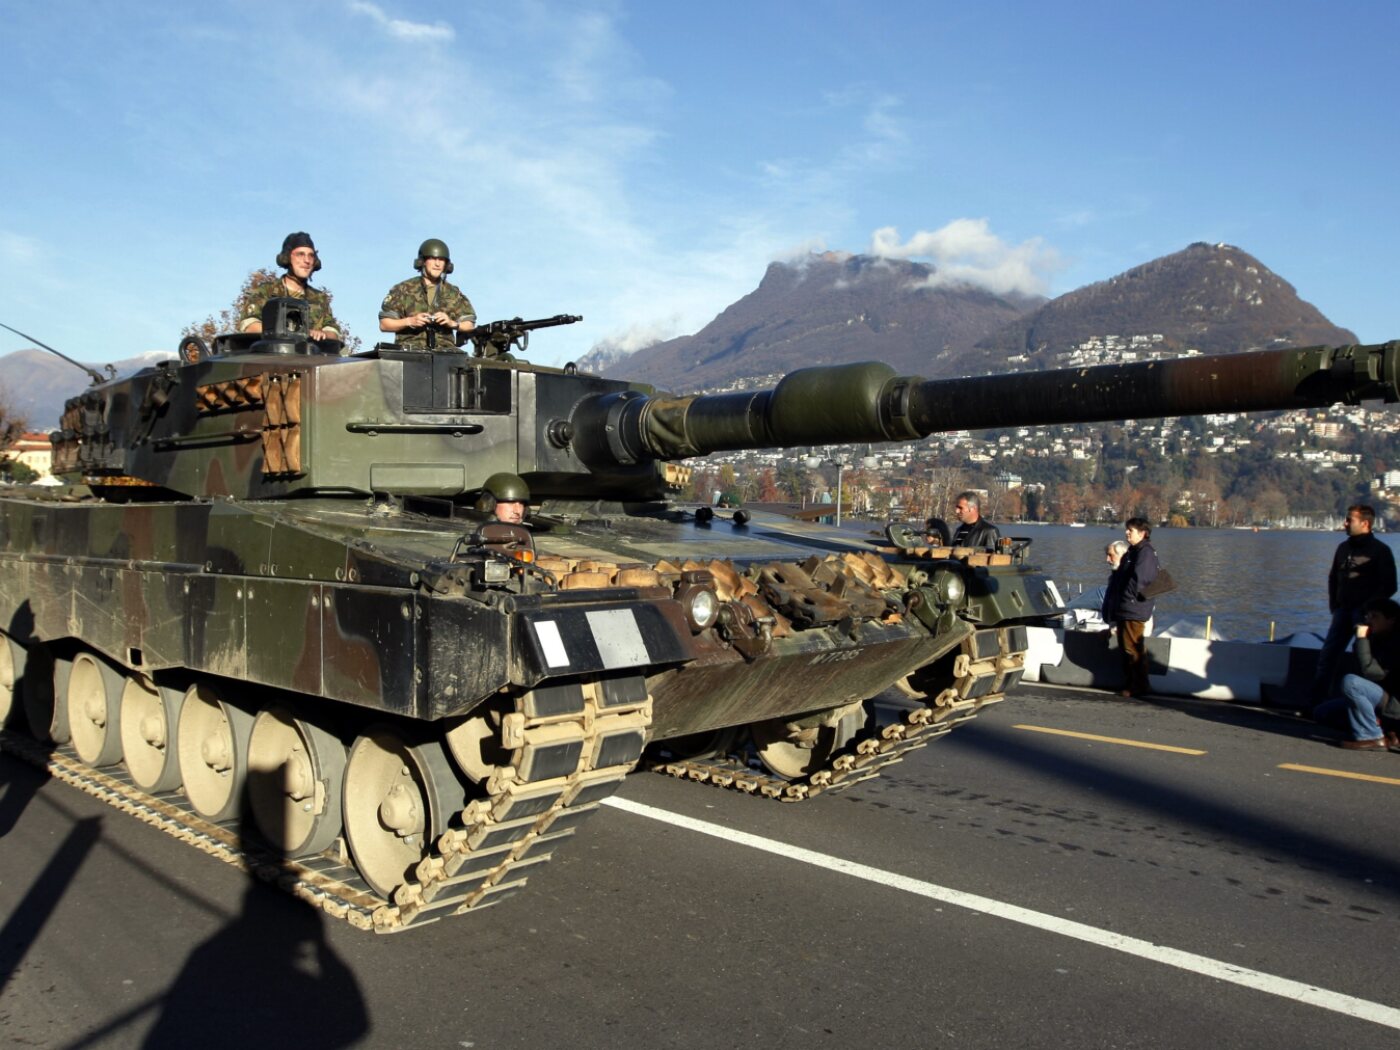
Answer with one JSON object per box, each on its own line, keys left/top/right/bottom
{"left": 475, "top": 472, "right": 530, "bottom": 515}
{"left": 414, "top": 238, "right": 454, "bottom": 275}
{"left": 276, "top": 231, "right": 322, "bottom": 273}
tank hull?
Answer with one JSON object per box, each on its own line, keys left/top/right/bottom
{"left": 0, "top": 487, "right": 1044, "bottom": 929}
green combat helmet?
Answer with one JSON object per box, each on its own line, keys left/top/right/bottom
{"left": 414, "top": 238, "right": 454, "bottom": 274}
{"left": 476, "top": 471, "right": 529, "bottom": 516}
{"left": 482, "top": 472, "right": 529, "bottom": 502}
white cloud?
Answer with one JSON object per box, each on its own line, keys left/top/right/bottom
{"left": 347, "top": 1, "right": 454, "bottom": 42}
{"left": 771, "top": 238, "right": 835, "bottom": 266}
{"left": 590, "top": 318, "right": 684, "bottom": 356}
{"left": 868, "top": 219, "right": 1062, "bottom": 297}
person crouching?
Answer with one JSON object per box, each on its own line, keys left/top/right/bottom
{"left": 1314, "top": 596, "right": 1400, "bottom": 751}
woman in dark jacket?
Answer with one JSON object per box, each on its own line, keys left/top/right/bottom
{"left": 1101, "top": 518, "right": 1159, "bottom": 697}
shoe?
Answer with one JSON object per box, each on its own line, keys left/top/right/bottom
{"left": 1385, "top": 731, "right": 1400, "bottom": 752}
{"left": 1336, "top": 738, "right": 1386, "bottom": 750}
{"left": 1116, "top": 690, "right": 1133, "bottom": 698}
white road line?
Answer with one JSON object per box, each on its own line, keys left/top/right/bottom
{"left": 602, "top": 796, "right": 1400, "bottom": 1030}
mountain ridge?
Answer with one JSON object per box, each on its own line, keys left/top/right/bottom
{"left": 587, "top": 243, "right": 1357, "bottom": 391}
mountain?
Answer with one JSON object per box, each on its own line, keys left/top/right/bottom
{"left": 596, "top": 252, "right": 1044, "bottom": 390}
{"left": 592, "top": 243, "right": 1357, "bottom": 392}
{"left": 968, "top": 242, "right": 1357, "bottom": 369}
{"left": 0, "top": 349, "right": 174, "bottom": 432}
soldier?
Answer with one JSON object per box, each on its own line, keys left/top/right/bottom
{"left": 379, "top": 239, "right": 477, "bottom": 350}
{"left": 239, "top": 232, "right": 344, "bottom": 346}
{"left": 480, "top": 472, "right": 529, "bottom": 524}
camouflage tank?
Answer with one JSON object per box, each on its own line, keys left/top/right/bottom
{"left": 2, "top": 299, "right": 1396, "bottom": 932}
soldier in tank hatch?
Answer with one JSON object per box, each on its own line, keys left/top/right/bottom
{"left": 950, "top": 491, "right": 1000, "bottom": 549}
{"left": 379, "top": 239, "right": 477, "bottom": 350}
{"left": 239, "top": 232, "right": 344, "bottom": 347}
{"left": 479, "top": 472, "right": 529, "bottom": 525}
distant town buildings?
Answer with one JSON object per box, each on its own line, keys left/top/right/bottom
{"left": 2, "top": 431, "right": 53, "bottom": 479}
{"left": 681, "top": 338, "right": 1400, "bottom": 526}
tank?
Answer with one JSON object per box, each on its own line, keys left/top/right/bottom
{"left": 3, "top": 302, "right": 1397, "bottom": 931}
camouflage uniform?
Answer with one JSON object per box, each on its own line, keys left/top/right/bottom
{"left": 379, "top": 277, "right": 476, "bottom": 351}
{"left": 239, "top": 277, "right": 343, "bottom": 337}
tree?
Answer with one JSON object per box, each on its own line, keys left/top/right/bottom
{"left": 0, "top": 383, "right": 30, "bottom": 483}
{"left": 920, "top": 464, "right": 966, "bottom": 522}
{"left": 184, "top": 269, "right": 362, "bottom": 353}
{"left": 757, "top": 468, "right": 781, "bottom": 502}
{"left": 0, "top": 458, "right": 38, "bottom": 484}
{"left": 776, "top": 461, "right": 808, "bottom": 502}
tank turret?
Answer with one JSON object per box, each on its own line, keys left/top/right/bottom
{"left": 49, "top": 325, "right": 1400, "bottom": 505}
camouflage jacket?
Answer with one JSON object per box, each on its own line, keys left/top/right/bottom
{"left": 239, "top": 276, "right": 342, "bottom": 337}
{"left": 379, "top": 276, "right": 476, "bottom": 350}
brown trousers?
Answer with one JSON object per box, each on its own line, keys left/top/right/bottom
{"left": 1118, "top": 619, "right": 1150, "bottom": 696}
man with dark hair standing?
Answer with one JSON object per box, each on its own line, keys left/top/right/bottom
{"left": 240, "top": 232, "right": 343, "bottom": 346}
{"left": 1311, "top": 504, "right": 1397, "bottom": 706}
{"left": 950, "top": 491, "right": 1000, "bottom": 549}
{"left": 1102, "top": 518, "right": 1158, "bottom": 697}
{"left": 379, "top": 239, "right": 477, "bottom": 351}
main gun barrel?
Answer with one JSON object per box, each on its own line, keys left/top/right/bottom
{"left": 566, "top": 341, "right": 1400, "bottom": 468}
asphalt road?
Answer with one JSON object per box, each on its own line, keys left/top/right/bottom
{"left": 3, "top": 685, "right": 1399, "bottom": 1050}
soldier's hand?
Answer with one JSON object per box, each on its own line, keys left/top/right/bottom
{"left": 408, "top": 312, "right": 431, "bottom": 329}
{"left": 431, "top": 311, "right": 453, "bottom": 327}
{"left": 310, "top": 328, "right": 328, "bottom": 340}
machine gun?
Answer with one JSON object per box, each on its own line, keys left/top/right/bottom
{"left": 456, "top": 314, "right": 582, "bottom": 359}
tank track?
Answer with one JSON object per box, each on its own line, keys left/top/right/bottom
{"left": 646, "top": 625, "right": 1026, "bottom": 802}
{"left": 0, "top": 677, "right": 650, "bottom": 934}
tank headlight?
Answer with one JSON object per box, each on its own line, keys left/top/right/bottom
{"left": 687, "top": 588, "right": 719, "bottom": 631}
{"left": 675, "top": 569, "right": 720, "bottom": 632}
{"left": 932, "top": 567, "right": 966, "bottom": 607}
{"left": 481, "top": 559, "right": 512, "bottom": 583}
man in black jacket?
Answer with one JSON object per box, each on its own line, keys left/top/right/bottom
{"left": 951, "top": 491, "right": 1000, "bottom": 549}
{"left": 1311, "top": 505, "right": 1397, "bottom": 704}
{"left": 1101, "top": 518, "right": 1158, "bottom": 697}
{"left": 1314, "top": 597, "right": 1400, "bottom": 749}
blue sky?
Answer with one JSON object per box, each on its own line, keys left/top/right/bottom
{"left": 2, "top": 1, "right": 1396, "bottom": 368}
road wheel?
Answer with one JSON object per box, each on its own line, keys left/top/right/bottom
{"left": 67, "top": 652, "right": 125, "bottom": 767}
{"left": 120, "top": 675, "right": 183, "bottom": 793}
{"left": 176, "top": 681, "right": 254, "bottom": 821}
{"left": 750, "top": 701, "right": 864, "bottom": 779}
{"left": 0, "top": 632, "right": 24, "bottom": 728}
{"left": 343, "top": 726, "right": 464, "bottom": 899}
{"left": 247, "top": 705, "right": 347, "bottom": 858}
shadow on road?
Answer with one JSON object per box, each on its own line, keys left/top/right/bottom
{"left": 137, "top": 767, "right": 371, "bottom": 1049}
{"left": 950, "top": 721, "right": 1400, "bottom": 900}
{"left": 137, "top": 874, "right": 371, "bottom": 1049}
{"left": 0, "top": 812, "right": 102, "bottom": 997}
{"left": 0, "top": 749, "right": 50, "bottom": 838}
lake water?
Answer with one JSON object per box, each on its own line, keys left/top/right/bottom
{"left": 1000, "top": 523, "right": 1400, "bottom": 642}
